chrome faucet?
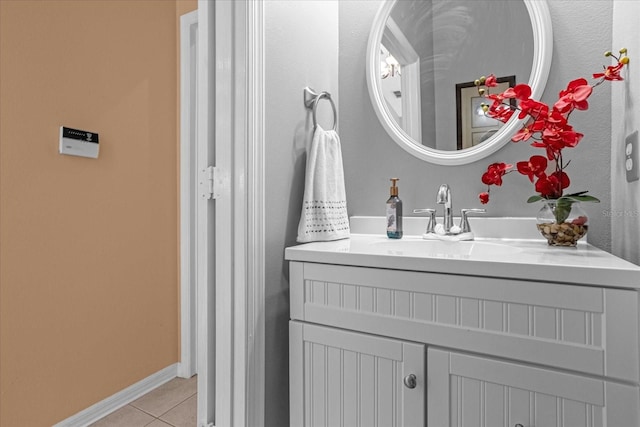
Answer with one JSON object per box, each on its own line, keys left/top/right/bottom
{"left": 413, "top": 184, "right": 486, "bottom": 240}
{"left": 436, "top": 184, "right": 453, "bottom": 232}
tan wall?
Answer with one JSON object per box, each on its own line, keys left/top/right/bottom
{"left": 1, "top": 0, "right": 193, "bottom": 424}
{"left": 177, "top": 0, "right": 197, "bottom": 19}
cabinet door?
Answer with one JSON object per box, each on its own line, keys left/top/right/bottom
{"left": 428, "top": 348, "right": 639, "bottom": 427}
{"left": 290, "top": 321, "right": 425, "bottom": 427}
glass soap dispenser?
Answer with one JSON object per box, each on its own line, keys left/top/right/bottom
{"left": 386, "top": 178, "right": 403, "bottom": 239}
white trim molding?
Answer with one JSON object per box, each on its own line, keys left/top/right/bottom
{"left": 179, "top": 9, "right": 198, "bottom": 380}
{"left": 381, "top": 17, "right": 422, "bottom": 143}
{"left": 52, "top": 364, "right": 178, "bottom": 427}
{"left": 195, "top": 0, "right": 216, "bottom": 425}
{"left": 242, "top": 2, "right": 265, "bottom": 426}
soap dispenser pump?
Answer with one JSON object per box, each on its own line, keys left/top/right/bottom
{"left": 386, "top": 178, "right": 403, "bottom": 239}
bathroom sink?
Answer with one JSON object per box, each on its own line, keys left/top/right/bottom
{"left": 372, "top": 238, "right": 521, "bottom": 258}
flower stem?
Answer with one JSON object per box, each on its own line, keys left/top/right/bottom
{"left": 592, "top": 77, "right": 606, "bottom": 89}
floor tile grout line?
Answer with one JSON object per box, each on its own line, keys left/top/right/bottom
{"left": 130, "top": 390, "right": 194, "bottom": 419}
{"left": 130, "top": 403, "right": 160, "bottom": 419}
{"left": 157, "top": 392, "right": 198, "bottom": 420}
{"left": 91, "top": 377, "right": 197, "bottom": 426}
{"left": 129, "top": 378, "right": 198, "bottom": 417}
{"left": 143, "top": 414, "right": 178, "bottom": 427}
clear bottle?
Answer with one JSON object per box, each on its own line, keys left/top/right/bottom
{"left": 386, "top": 178, "right": 403, "bottom": 239}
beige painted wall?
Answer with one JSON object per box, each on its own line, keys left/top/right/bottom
{"left": 1, "top": 0, "right": 194, "bottom": 424}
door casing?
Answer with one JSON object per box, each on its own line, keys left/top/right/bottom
{"left": 195, "top": 1, "right": 265, "bottom": 426}
{"left": 179, "top": 9, "right": 198, "bottom": 381}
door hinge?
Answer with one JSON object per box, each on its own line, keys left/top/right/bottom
{"left": 201, "top": 166, "right": 220, "bottom": 200}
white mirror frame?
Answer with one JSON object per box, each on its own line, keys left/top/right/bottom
{"left": 366, "top": 0, "right": 553, "bottom": 165}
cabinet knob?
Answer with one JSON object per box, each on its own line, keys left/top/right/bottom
{"left": 403, "top": 374, "right": 417, "bottom": 389}
{"left": 515, "top": 424, "right": 524, "bottom": 427}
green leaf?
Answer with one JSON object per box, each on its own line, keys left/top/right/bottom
{"left": 565, "top": 195, "right": 600, "bottom": 203}
{"left": 563, "top": 191, "right": 590, "bottom": 197}
{"left": 527, "top": 195, "right": 544, "bottom": 203}
{"left": 554, "top": 198, "right": 573, "bottom": 223}
{"left": 561, "top": 191, "right": 600, "bottom": 203}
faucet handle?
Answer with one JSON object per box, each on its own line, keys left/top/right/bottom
{"left": 460, "top": 208, "right": 486, "bottom": 233}
{"left": 413, "top": 208, "right": 436, "bottom": 234}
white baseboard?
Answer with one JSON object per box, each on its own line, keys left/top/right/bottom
{"left": 53, "top": 363, "right": 179, "bottom": 427}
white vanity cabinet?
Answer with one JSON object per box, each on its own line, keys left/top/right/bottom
{"left": 289, "top": 322, "right": 425, "bottom": 427}
{"left": 287, "top": 254, "right": 640, "bottom": 427}
{"left": 428, "top": 348, "right": 638, "bottom": 427}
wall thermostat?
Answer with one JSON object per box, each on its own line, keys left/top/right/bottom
{"left": 59, "top": 126, "right": 99, "bottom": 159}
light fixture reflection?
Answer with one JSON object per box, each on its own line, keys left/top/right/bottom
{"left": 381, "top": 51, "right": 401, "bottom": 79}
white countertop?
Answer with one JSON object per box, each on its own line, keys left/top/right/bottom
{"left": 285, "top": 233, "right": 640, "bottom": 289}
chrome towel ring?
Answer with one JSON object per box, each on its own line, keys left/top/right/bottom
{"left": 303, "top": 87, "right": 337, "bottom": 131}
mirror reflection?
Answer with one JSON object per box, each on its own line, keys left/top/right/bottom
{"left": 379, "top": 0, "right": 534, "bottom": 151}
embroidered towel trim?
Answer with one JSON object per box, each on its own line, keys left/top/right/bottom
{"left": 297, "top": 125, "right": 350, "bottom": 243}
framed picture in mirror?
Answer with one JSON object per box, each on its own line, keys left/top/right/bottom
{"left": 456, "top": 75, "right": 516, "bottom": 150}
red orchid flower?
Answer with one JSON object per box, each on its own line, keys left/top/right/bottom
{"left": 558, "top": 129, "right": 583, "bottom": 148}
{"left": 533, "top": 138, "right": 564, "bottom": 160}
{"left": 481, "top": 162, "right": 513, "bottom": 186}
{"left": 484, "top": 74, "right": 498, "bottom": 87}
{"left": 554, "top": 78, "right": 593, "bottom": 114}
{"left": 475, "top": 48, "right": 628, "bottom": 205}
{"left": 541, "top": 125, "right": 583, "bottom": 150}
{"left": 546, "top": 109, "right": 568, "bottom": 126}
{"left": 502, "top": 83, "right": 532, "bottom": 101}
{"left": 518, "top": 98, "right": 548, "bottom": 120}
{"left": 532, "top": 126, "right": 561, "bottom": 153}
{"left": 512, "top": 119, "right": 545, "bottom": 142}
{"left": 534, "top": 174, "right": 554, "bottom": 197}
{"left": 529, "top": 141, "right": 561, "bottom": 161}
{"left": 517, "top": 155, "right": 547, "bottom": 182}
{"left": 486, "top": 92, "right": 507, "bottom": 106}
{"left": 535, "top": 171, "right": 570, "bottom": 198}
{"left": 550, "top": 170, "right": 570, "bottom": 189}
{"left": 593, "top": 62, "right": 625, "bottom": 81}
{"left": 487, "top": 104, "right": 514, "bottom": 123}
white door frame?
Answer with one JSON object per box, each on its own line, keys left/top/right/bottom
{"left": 382, "top": 17, "right": 422, "bottom": 143}
{"left": 195, "top": 1, "right": 265, "bottom": 426}
{"left": 179, "top": 9, "right": 198, "bottom": 380}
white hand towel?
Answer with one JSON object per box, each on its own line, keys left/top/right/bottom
{"left": 297, "top": 125, "right": 350, "bottom": 243}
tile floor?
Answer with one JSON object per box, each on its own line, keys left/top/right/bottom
{"left": 90, "top": 376, "right": 197, "bottom": 427}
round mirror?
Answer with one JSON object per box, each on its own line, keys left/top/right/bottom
{"left": 366, "top": 0, "right": 553, "bottom": 165}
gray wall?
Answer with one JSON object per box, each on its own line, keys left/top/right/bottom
{"left": 340, "top": 0, "right": 614, "bottom": 252}
{"left": 611, "top": 1, "right": 640, "bottom": 265}
{"left": 264, "top": 1, "right": 338, "bottom": 426}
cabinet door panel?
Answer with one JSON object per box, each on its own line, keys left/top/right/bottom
{"left": 342, "top": 349, "right": 359, "bottom": 426}
{"left": 428, "top": 348, "right": 637, "bottom": 427}
{"left": 533, "top": 393, "right": 559, "bottom": 427}
{"left": 290, "top": 321, "right": 425, "bottom": 427}
{"left": 483, "top": 382, "right": 506, "bottom": 427}
{"left": 309, "top": 342, "right": 327, "bottom": 426}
